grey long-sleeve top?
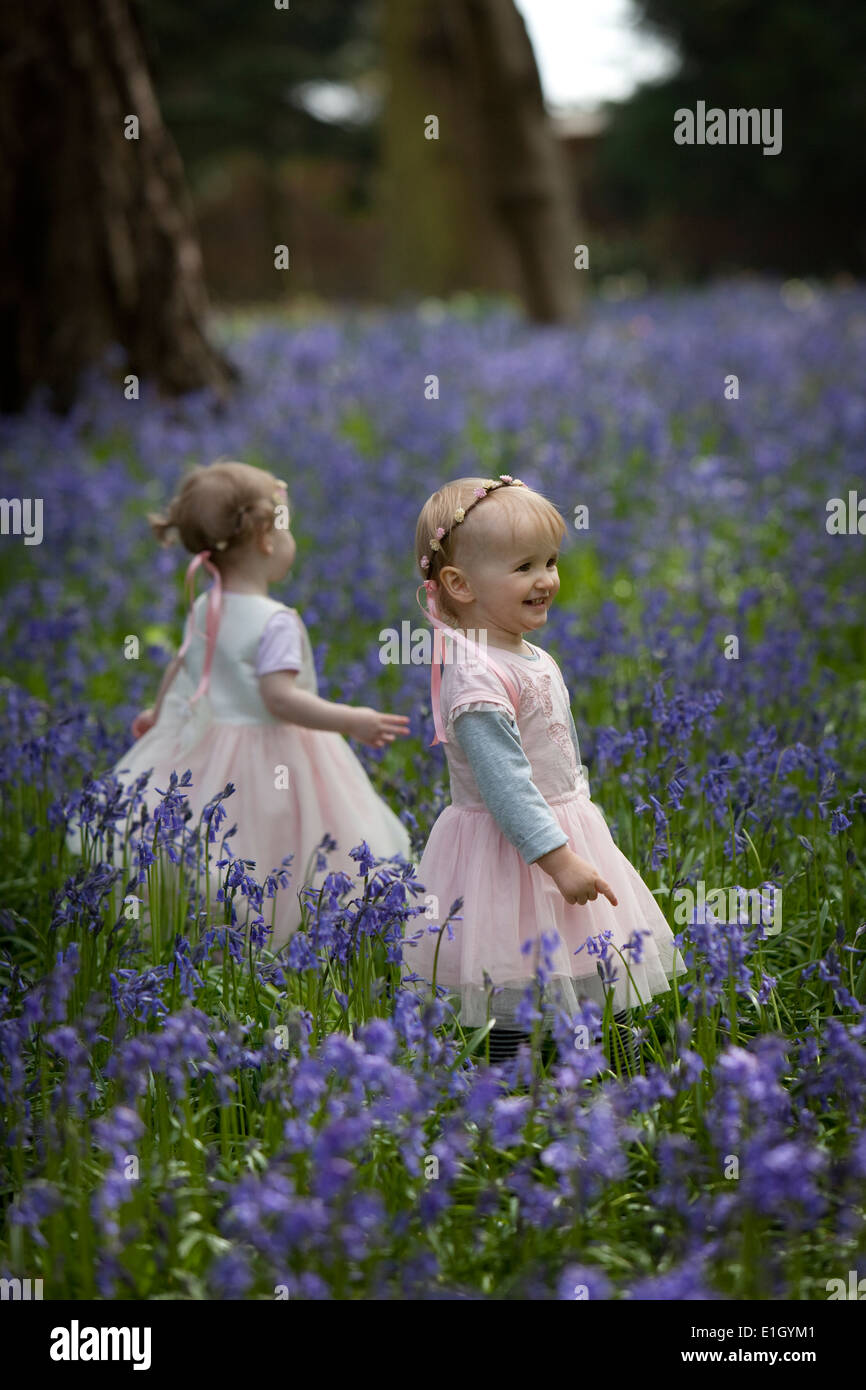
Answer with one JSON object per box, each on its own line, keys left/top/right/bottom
{"left": 452, "top": 704, "right": 583, "bottom": 864}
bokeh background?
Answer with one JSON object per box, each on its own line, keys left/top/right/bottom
{"left": 1, "top": 0, "right": 866, "bottom": 1306}
{"left": 1, "top": 0, "right": 864, "bottom": 410}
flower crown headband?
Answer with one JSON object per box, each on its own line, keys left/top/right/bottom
{"left": 420, "top": 474, "right": 525, "bottom": 571}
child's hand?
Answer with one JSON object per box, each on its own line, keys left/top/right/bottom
{"left": 537, "top": 845, "right": 618, "bottom": 907}
{"left": 559, "top": 853, "right": 618, "bottom": 907}
{"left": 131, "top": 707, "right": 157, "bottom": 739}
{"left": 347, "top": 707, "right": 411, "bottom": 749}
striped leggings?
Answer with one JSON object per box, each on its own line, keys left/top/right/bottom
{"left": 487, "top": 1009, "right": 638, "bottom": 1071}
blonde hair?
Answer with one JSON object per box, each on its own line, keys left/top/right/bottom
{"left": 415, "top": 477, "right": 566, "bottom": 624}
{"left": 149, "top": 460, "right": 285, "bottom": 565}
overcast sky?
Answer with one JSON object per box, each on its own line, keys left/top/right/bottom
{"left": 296, "top": 0, "right": 681, "bottom": 125}
{"left": 513, "top": 0, "right": 680, "bottom": 111}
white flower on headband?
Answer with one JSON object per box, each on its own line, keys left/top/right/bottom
{"left": 453, "top": 507, "right": 465, "bottom": 523}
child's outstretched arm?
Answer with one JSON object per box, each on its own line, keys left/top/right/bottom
{"left": 454, "top": 709, "right": 617, "bottom": 907}
{"left": 259, "top": 670, "right": 410, "bottom": 749}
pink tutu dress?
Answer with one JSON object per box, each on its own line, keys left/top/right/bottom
{"left": 69, "top": 589, "right": 412, "bottom": 947}
{"left": 404, "top": 629, "right": 685, "bottom": 1028}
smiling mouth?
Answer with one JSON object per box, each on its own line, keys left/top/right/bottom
{"left": 524, "top": 596, "right": 549, "bottom": 606}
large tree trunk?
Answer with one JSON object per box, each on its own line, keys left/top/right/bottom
{"left": 0, "top": 0, "right": 237, "bottom": 413}
{"left": 382, "top": 0, "right": 581, "bottom": 323}
{"left": 448, "top": 0, "right": 582, "bottom": 323}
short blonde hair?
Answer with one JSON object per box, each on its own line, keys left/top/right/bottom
{"left": 149, "top": 460, "right": 285, "bottom": 565}
{"left": 415, "top": 477, "right": 566, "bottom": 624}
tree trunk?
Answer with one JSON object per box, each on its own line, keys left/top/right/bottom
{"left": 381, "top": 0, "right": 517, "bottom": 303}
{"left": 0, "top": 0, "right": 237, "bottom": 413}
{"left": 446, "top": 0, "right": 582, "bottom": 323}
{"left": 381, "top": 0, "right": 581, "bottom": 323}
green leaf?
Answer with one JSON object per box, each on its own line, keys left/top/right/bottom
{"left": 451, "top": 1019, "right": 496, "bottom": 1069}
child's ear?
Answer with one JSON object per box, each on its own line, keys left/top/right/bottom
{"left": 438, "top": 564, "right": 473, "bottom": 607}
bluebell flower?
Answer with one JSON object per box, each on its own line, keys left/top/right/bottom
{"left": 349, "top": 840, "right": 376, "bottom": 877}
{"left": 490, "top": 1095, "right": 531, "bottom": 1147}
{"left": 209, "top": 1249, "right": 254, "bottom": 1299}
{"left": 556, "top": 1264, "right": 612, "bottom": 1301}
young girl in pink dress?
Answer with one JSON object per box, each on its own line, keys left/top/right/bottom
{"left": 406, "top": 475, "right": 684, "bottom": 1066}
{"left": 68, "top": 460, "right": 412, "bottom": 947}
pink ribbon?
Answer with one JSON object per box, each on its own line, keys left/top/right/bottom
{"left": 175, "top": 550, "right": 222, "bottom": 704}
{"left": 416, "top": 581, "right": 521, "bottom": 746}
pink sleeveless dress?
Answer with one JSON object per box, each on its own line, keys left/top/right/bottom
{"left": 69, "top": 591, "right": 412, "bottom": 948}
{"left": 404, "top": 635, "right": 685, "bottom": 1028}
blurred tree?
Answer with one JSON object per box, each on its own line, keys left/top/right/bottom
{"left": 139, "top": 0, "right": 380, "bottom": 176}
{"left": 146, "top": 0, "right": 581, "bottom": 318}
{"left": 381, "top": 0, "right": 581, "bottom": 321}
{"left": 138, "top": 0, "right": 383, "bottom": 304}
{"left": 596, "top": 0, "right": 866, "bottom": 276}
{"left": 0, "top": 0, "right": 236, "bottom": 412}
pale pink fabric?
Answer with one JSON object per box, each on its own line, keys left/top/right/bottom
{"left": 404, "top": 640, "right": 686, "bottom": 1027}
{"left": 255, "top": 608, "right": 303, "bottom": 676}
{"left": 418, "top": 578, "right": 520, "bottom": 745}
{"left": 71, "top": 592, "right": 412, "bottom": 949}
